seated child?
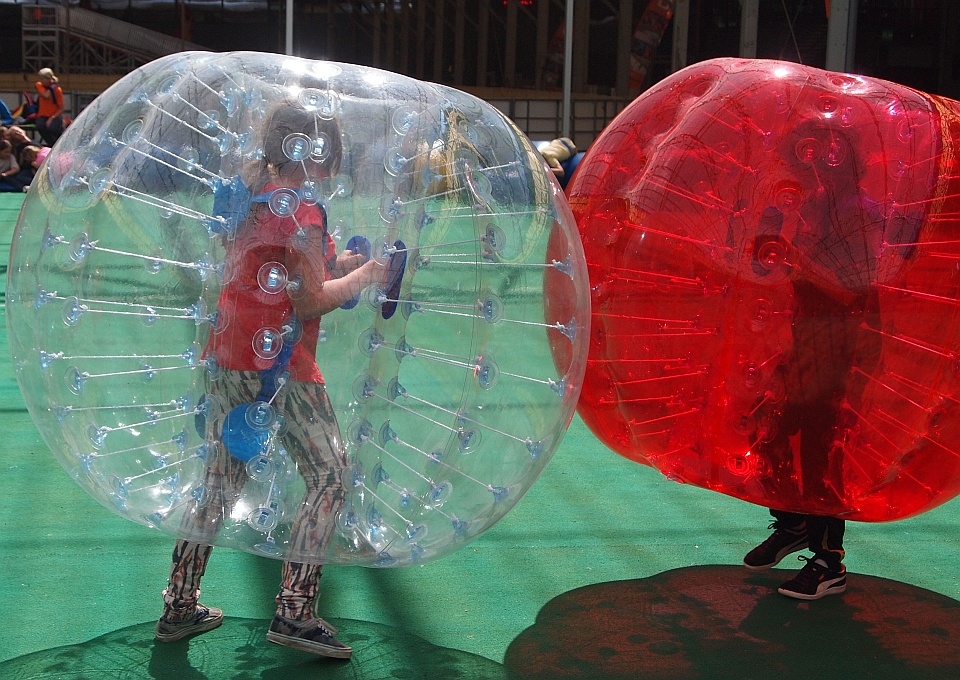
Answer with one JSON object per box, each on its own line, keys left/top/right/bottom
{"left": 0, "top": 140, "right": 21, "bottom": 192}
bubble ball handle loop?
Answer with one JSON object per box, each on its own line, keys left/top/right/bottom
{"left": 379, "top": 240, "right": 408, "bottom": 320}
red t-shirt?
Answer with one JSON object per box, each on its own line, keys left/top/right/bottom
{"left": 207, "top": 186, "right": 336, "bottom": 383}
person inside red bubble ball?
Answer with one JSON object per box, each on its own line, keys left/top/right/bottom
{"left": 155, "top": 101, "right": 385, "bottom": 658}
{"left": 741, "top": 277, "right": 882, "bottom": 601}
{"left": 740, "top": 116, "right": 900, "bottom": 601}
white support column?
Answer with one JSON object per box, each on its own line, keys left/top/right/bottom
{"left": 285, "top": 0, "right": 293, "bottom": 56}
{"left": 740, "top": 0, "right": 759, "bottom": 59}
{"left": 616, "top": 0, "right": 632, "bottom": 96}
{"left": 826, "top": 0, "right": 858, "bottom": 72}
{"left": 562, "top": 0, "right": 573, "bottom": 138}
{"left": 671, "top": 0, "right": 689, "bottom": 73}
{"left": 505, "top": 0, "right": 518, "bottom": 87}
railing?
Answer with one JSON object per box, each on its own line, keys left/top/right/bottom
{"left": 1, "top": 88, "right": 97, "bottom": 134}
{"left": 3, "top": 86, "right": 628, "bottom": 151}
{"left": 45, "top": 6, "right": 205, "bottom": 60}
{"left": 22, "top": 6, "right": 206, "bottom": 75}
{"left": 467, "top": 94, "right": 631, "bottom": 150}
{"left": 16, "top": 6, "right": 629, "bottom": 148}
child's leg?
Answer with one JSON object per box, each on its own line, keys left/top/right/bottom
{"left": 161, "top": 539, "right": 214, "bottom": 620}
{"left": 770, "top": 508, "right": 806, "bottom": 530}
{"left": 275, "top": 381, "right": 348, "bottom": 618}
{"left": 156, "top": 539, "right": 223, "bottom": 641}
{"left": 268, "top": 559, "right": 350, "bottom": 658}
{"left": 265, "top": 381, "right": 353, "bottom": 657}
{"left": 9, "top": 171, "right": 32, "bottom": 191}
{"left": 177, "top": 370, "right": 259, "bottom": 541}
{"left": 743, "top": 507, "right": 809, "bottom": 570}
{"left": 160, "top": 370, "right": 258, "bottom": 616}
{"left": 277, "top": 561, "right": 323, "bottom": 621}
{"left": 806, "top": 515, "right": 846, "bottom": 565}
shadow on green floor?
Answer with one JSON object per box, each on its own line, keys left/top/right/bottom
{"left": 505, "top": 565, "right": 960, "bottom": 680}
{"left": 8, "top": 567, "right": 959, "bottom": 680}
{"left": 0, "top": 617, "right": 514, "bottom": 680}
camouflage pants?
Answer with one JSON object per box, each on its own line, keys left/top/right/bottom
{"left": 163, "top": 370, "right": 347, "bottom": 621}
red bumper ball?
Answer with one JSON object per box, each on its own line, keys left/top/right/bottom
{"left": 568, "top": 58, "right": 960, "bottom": 521}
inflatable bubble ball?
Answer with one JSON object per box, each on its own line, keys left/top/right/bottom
{"left": 7, "top": 51, "right": 590, "bottom": 565}
{"left": 568, "top": 57, "right": 960, "bottom": 521}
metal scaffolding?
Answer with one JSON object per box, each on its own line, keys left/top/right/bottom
{"left": 21, "top": 5, "right": 205, "bottom": 75}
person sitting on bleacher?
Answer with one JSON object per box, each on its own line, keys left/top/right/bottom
{"left": 0, "top": 100, "right": 14, "bottom": 127}
{"left": 2, "top": 126, "right": 42, "bottom": 192}
{"left": 0, "top": 139, "right": 20, "bottom": 192}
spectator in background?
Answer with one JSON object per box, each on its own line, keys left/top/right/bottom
{"left": 4, "top": 126, "right": 42, "bottom": 191}
{"left": 0, "top": 140, "right": 20, "bottom": 192}
{"left": 16, "top": 145, "right": 43, "bottom": 192}
{"left": 0, "top": 100, "right": 14, "bottom": 127}
{"left": 35, "top": 68, "right": 65, "bottom": 146}
{"left": 6, "top": 125, "right": 41, "bottom": 160}
{"left": 537, "top": 137, "right": 583, "bottom": 190}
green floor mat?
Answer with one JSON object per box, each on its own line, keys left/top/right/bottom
{"left": 3, "top": 192, "right": 960, "bottom": 679}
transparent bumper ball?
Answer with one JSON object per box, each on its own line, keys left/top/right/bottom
{"left": 7, "top": 51, "right": 590, "bottom": 564}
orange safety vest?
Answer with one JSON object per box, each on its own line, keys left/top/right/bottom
{"left": 36, "top": 82, "right": 63, "bottom": 118}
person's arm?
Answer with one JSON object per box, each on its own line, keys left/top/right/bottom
{"left": 329, "top": 249, "right": 367, "bottom": 278}
{"left": 288, "top": 255, "right": 383, "bottom": 319}
{"left": 35, "top": 81, "right": 51, "bottom": 101}
{"left": 539, "top": 137, "right": 577, "bottom": 178}
{"left": 51, "top": 85, "right": 64, "bottom": 118}
{"left": 283, "top": 223, "right": 384, "bottom": 319}
{"left": 1, "top": 157, "right": 19, "bottom": 178}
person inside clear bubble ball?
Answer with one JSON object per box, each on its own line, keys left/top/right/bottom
{"left": 155, "top": 101, "right": 385, "bottom": 658}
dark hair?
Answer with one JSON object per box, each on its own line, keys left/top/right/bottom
{"left": 0, "top": 140, "right": 11, "bottom": 153}
{"left": 262, "top": 103, "right": 342, "bottom": 176}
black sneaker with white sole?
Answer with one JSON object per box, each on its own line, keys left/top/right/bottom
{"left": 777, "top": 556, "right": 847, "bottom": 600}
{"left": 743, "top": 521, "right": 808, "bottom": 571}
